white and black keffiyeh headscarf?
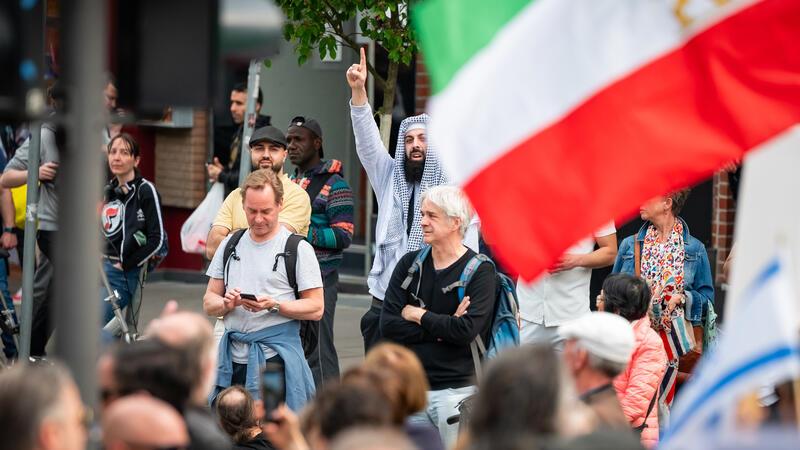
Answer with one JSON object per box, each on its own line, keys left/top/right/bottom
{"left": 371, "top": 113, "right": 448, "bottom": 280}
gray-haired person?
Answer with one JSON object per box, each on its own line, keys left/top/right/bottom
{"left": 380, "top": 185, "right": 495, "bottom": 448}
{"left": 559, "top": 311, "right": 635, "bottom": 432}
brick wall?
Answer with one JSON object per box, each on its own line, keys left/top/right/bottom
{"left": 155, "top": 110, "right": 209, "bottom": 208}
{"left": 415, "top": 53, "right": 430, "bottom": 114}
{"left": 712, "top": 171, "right": 736, "bottom": 284}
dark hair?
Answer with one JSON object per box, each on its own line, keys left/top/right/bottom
{"left": 113, "top": 338, "right": 193, "bottom": 412}
{"left": 0, "top": 362, "right": 75, "bottom": 450}
{"left": 47, "top": 80, "right": 67, "bottom": 111}
{"left": 601, "top": 273, "right": 651, "bottom": 322}
{"left": 105, "top": 72, "right": 117, "bottom": 88}
{"left": 669, "top": 188, "right": 691, "bottom": 216}
{"left": 341, "top": 365, "right": 407, "bottom": 425}
{"left": 216, "top": 386, "right": 259, "bottom": 444}
{"left": 470, "top": 345, "right": 563, "bottom": 438}
{"left": 107, "top": 132, "right": 140, "bottom": 158}
{"left": 307, "top": 381, "right": 393, "bottom": 440}
{"left": 232, "top": 82, "right": 263, "bottom": 105}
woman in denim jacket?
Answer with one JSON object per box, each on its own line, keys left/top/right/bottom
{"left": 612, "top": 189, "right": 714, "bottom": 419}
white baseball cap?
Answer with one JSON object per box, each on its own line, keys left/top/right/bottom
{"left": 558, "top": 312, "right": 635, "bottom": 364}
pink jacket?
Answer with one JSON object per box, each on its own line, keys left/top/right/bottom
{"left": 614, "top": 317, "right": 667, "bottom": 448}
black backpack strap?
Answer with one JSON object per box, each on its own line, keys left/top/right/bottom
{"left": 401, "top": 246, "right": 431, "bottom": 290}
{"left": 282, "top": 234, "right": 304, "bottom": 299}
{"left": 634, "top": 388, "right": 659, "bottom": 432}
{"left": 222, "top": 229, "right": 247, "bottom": 289}
{"left": 303, "top": 173, "right": 334, "bottom": 205}
{"left": 278, "top": 233, "right": 317, "bottom": 359}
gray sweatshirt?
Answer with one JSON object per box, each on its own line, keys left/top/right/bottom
{"left": 6, "top": 123, "right": 60, "bottom": 231}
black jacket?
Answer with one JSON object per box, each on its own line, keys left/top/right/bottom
{"left": 381, "top": 249, "right": 496, "bottom": 390}
{"left": 101, "top": 175, "right": 165, "bottom": 271}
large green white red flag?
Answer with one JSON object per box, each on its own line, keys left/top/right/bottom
{"left": 413, "top": 0, "right": 800, "bottom": 281}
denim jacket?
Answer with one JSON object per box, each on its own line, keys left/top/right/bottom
{"left": 612, "top": 218, "right": 714, "bottom": 325}
{"left": 210, "top": 321, "right": 315, "bottom": 411}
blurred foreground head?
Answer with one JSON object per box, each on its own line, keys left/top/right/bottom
{"left": 303, "top": 380, "right": 394, "bottom": 450}
{"left": 330, "top": 427, "right": 417, "bottom": 450}
{"left": 146, "top": 309, "right": 217, "bottom": 404}
{"left": 103, "top": 394, "right": 189, "bottom": 450}
{"left": 0, "top": 362, "right": 88, "bottom": 450}
{"left": 469, "top": 345, "right": 593, "bottom": 444}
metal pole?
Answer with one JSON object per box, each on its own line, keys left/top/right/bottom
{"left": 17, "top": 122, "right": 40, "bottom": 360}
{"left": 238, "top": 59, "right": 262, "bottom": 185}
{"left": 57, "top": 0, "right": 105, "bottom": 408}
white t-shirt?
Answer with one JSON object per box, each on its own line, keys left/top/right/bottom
{"left": 516, "top": 222, "right": 616, "bottom": 327}
{"left": 207, "top": 227, "right": 322, "bottom": 363}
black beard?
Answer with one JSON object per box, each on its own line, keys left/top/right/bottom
{"left": 404, "top": 158, "right": 425, "bottom": 183}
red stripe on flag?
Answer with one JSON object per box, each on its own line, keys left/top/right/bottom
{"left": 465, "top": 0, "right": 800, "bottom": 281}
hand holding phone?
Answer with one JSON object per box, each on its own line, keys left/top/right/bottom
{"left": 261, "top": 362, "right": 286, "bottom": 423}
{"left": 239, "top": 293, "right": 258, "bottom": 301}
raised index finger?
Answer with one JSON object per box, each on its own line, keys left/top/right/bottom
{"left": 359, "top": 46, "right": 366, "bottom": 70}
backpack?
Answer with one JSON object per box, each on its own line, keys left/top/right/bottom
{"left": 400, "top": 246, "right": 521, "bottom": 378}
{"left": 222, "top": 229, "right": 319, "bottom": 358}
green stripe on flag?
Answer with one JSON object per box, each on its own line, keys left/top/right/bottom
{"left": 412, "top": 0, "right": 532, "bottom": 94}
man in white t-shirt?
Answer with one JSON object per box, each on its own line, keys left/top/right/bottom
{"left": 516, "top": 222, "right": 617, "bottom": 351}
{"left": 203, "top": 169, "right": 322, "bottom": 410}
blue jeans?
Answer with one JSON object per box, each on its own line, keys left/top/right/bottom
{"left": 101, "top": 259, "right": 142, "bottom": 325}
{"left": 409, "top": 385, "right": 476, "bottom": 449}
{"left": 0, "top": 258, "right": 18, "bottom": 358}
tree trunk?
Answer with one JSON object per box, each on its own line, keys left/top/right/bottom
{"left": 378, "top": 59, "right": 400, "bottom": 151}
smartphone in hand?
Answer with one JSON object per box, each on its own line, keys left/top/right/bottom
{"left": 239, "top": 293, "right": 258, "bottom": 301}
{"left": 261, "top": 362, "right": 286, "bottom": 422}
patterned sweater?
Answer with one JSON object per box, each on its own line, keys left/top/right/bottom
{"left": 290, "top": 159, "right": 354, "bottom": 275}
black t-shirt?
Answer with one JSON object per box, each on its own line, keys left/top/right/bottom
{"left": 381, "top": 248, "right": 497, "bottom": 390}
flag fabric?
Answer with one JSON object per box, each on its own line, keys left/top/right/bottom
{"left": 413, "top": 0, "right": 800, "bottom": 281}
{"left": 660, "top": 253, "right": 800, "bottom": 448}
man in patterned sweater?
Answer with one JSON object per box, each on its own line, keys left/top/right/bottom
{"left": 287, "top": 116, "right": 354, "bottom": 385}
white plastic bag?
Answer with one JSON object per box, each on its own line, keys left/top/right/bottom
{"left": 180, "top": 182, "right": 224, "bottom": 254}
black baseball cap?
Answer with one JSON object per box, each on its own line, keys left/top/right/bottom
{"left": 249, "top": 125, "right": 287, "bottom": 149}
{"left": 289, "top": 116, "right": 324, "bottom": 158}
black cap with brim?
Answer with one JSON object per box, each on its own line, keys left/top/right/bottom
{"left": 249, "top": 125, "right": 287, "bottom": 148}
{"left": 288, "top": 116, "right": 324, "bottom": 158}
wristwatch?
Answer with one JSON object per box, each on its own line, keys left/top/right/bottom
{"left": 2, "top": 227, "right": 13, "bottom": 233}
{"left": 269, "top": 302, "right": 281, "bottom": 314}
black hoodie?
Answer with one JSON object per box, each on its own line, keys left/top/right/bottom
{"left": 101, "top": 175, "right": 165, "bottom": 271}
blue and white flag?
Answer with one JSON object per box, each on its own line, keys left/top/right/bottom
{"left": 661, "top": 253, "right": 800, "bottom": 449}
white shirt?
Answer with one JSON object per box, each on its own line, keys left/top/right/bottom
{"left": 206, "top": 227, "right": 323, "bottom": 362}
{"left": 516, "top": 222, "right": 616, "bottom": 327}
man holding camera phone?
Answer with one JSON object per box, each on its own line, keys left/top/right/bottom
{"left": 203, "top": 169, "right": 322, "bottom": 411}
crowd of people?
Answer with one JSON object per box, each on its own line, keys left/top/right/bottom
{"left": 0, "top": 48, "right": 732, "bottom": 450}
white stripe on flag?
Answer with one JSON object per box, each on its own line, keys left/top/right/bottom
{"left": 429, "top": 0, "right": 753, "bottom": 185}
{"left": 661, "top": 254, "right": 800, "bottom": 448}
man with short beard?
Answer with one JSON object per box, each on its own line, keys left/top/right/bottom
{"left": 346, "top": 48, "right": 478, "bottom": 352}
{"left": 206, "top": 126, "right": 311, "bottom": 259}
